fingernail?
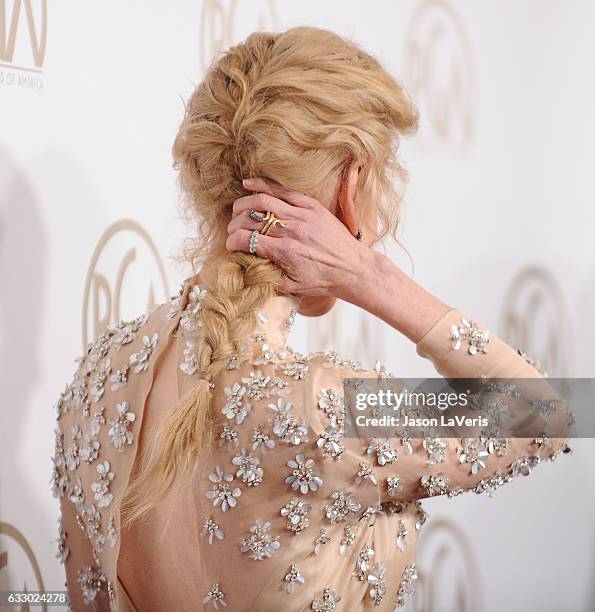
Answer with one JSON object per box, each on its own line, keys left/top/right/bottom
{"left": 243, "top": 178, "right": 255, "bottom": 186}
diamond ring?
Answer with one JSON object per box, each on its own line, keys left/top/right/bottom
{"left": 248, "top": 209, "right": 265, "bottom": 222}
{"left": 249, "top": 230, "right": 259, "bottom": 255}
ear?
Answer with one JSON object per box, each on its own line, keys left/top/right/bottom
{"left": 336, "top": 159, "right": 362, "bottom": 237}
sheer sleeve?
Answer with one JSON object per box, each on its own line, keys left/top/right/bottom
{"left": 51, "top": 301, "right": 177, "bottom": 611}
{"left": 317, "top": 308, "right": 573, "bottom": 504}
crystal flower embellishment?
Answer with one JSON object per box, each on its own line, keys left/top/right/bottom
{"left": 285, "top": 453, "right": 323, "bottom": 494}
{"left": 240, "top": 520, "right": 280, "bottom": 561}
{"left": 206, "top": 466, "right": 241, "bottom": 512}
{"left": 450, "top": 317, "right": 489, "bottom": 355}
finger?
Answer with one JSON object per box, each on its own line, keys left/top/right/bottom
{"left": 227, "top": 213, "right": 294, "bottom": 238}
{"left": 226, "top": 212, "right": 263, "bottom": 234}
{"left": 277, "top": 275, "right": 302, "bottom": 296}
{"left": 232, "top": 192, "right": 298, "bottom": 220}
{"left": 243, "top": 177, "right": 320, "bottom": 210}
{"left": 226, "top": 228, "right": 289, "bottom": 262}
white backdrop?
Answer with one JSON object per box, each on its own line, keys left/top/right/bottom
{"left": 1, "top": 1, "right": 594, "bottom": 611}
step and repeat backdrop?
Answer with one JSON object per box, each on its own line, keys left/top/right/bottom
{"left": 1, "top": 1, "right": 594, "bottom": 610}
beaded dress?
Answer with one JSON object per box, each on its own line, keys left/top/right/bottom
{"left": 51, "top": 273, "right": 572, "bottom": 611}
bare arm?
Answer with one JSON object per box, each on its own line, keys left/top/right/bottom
{"left": 339, "top": 248, "right": 450, "bottom": 343}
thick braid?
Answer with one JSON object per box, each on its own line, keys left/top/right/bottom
{"left": 192, "top": 253, "right": 282, "bottom": 443}
{"left": 121, "top": 253, "right": 281, "bottom": 525}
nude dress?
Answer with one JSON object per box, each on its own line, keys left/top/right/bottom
{"left": 51, "top": 272, "right": 573, "bottom": 611}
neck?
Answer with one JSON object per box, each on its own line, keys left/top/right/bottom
{"left": 196, "top": 250, "right": 225, "bottom": 287}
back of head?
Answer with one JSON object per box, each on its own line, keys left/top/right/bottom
{"left": 122, "top": 26, "right": 419, "bottom": 524}
{"left": 173, "top": 25, "right": 418, "bottom": 261}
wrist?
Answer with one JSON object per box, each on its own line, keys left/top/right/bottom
{"left": 338, "top": 247, "right": 451, "bottom": 343}
{"left": 334, "top": 244, "right": 379, "bottom": 304}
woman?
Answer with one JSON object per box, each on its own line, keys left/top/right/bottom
{"left": 52, "top": 26, "right": 572, "bottom": 611}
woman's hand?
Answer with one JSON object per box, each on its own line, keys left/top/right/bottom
{"left": 225, "top": 177, "right": 374, "bottom": 301}
{"left": 226, "top": 176, "right": 451, "bottom": 342}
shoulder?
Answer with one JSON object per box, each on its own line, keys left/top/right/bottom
{"left": 271, "top": 346, "right": 390, "bottom": 411}
{"left": 50, "top": 295, "right": 182, "bottom": 500}
{"left": 283, "top": 346, "right": 392, "bottom": 382}
{"left": 54, "top": 297, "right": 177, "bottom": 424}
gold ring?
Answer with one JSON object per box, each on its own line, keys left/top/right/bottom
{"left": 261, "top": 213, "right": 287, "bottom": 235}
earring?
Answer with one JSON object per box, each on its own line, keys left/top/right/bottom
{"left": 355, "top": 230, "right": 362, "bottom": 241}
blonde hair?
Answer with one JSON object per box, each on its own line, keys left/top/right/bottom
{"left": 122, "top": 26, "right": 418, "bottom": 525}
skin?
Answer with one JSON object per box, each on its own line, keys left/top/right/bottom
{"left": 225, "top": 161, "right": 451, "bottom": 343}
